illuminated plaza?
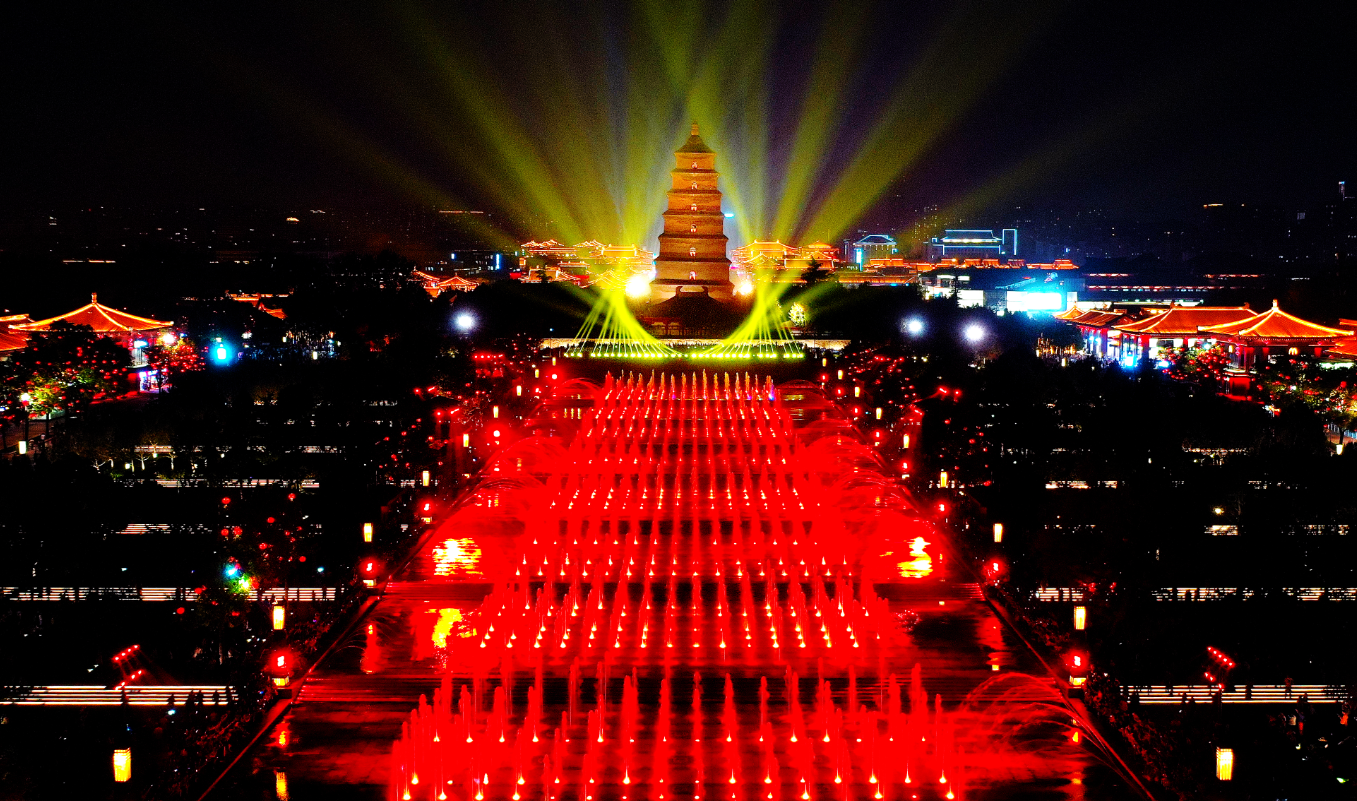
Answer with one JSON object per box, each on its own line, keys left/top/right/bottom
{"left": 230, "top": 366, "right": 1136, "bottom": 799}
{"left": 4, "top": 3, "right": 1355, "bottom": 798}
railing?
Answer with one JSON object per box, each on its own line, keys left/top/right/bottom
{"left": 1, "top": 587, "right": 338, "bottom": 602}
{"left": 1123, "top": 684, "right": 1341, "bottom": 704}
{"left": 5, "top": 685, "right": 233, "bottom": 706}
{"left": 1030, "top": 587, "right": 1357, "bottom": 602}
{"left": 153, "top": 479, "right": 320, "bottom": 488}
{"left": 1031, "top": 587, "right": 1089, "bottom": 601}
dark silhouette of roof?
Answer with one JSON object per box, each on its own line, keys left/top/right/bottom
{"left": 642, "top": 288, "right": 741, "bottom": 335}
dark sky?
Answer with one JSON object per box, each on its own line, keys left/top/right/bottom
{"left": 2, "top": 1, "right": 1353, "bottom": 226}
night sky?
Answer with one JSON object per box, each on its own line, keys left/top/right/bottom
{"left": 3, "top": 1, "right": 1353, "bottom": 227}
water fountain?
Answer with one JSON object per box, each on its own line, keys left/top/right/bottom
{"left": 369, "top": 371, "right": 1108, "bottom": 800}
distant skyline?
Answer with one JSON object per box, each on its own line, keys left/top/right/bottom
{"left": 3, "top": 1, "right": 1354, "bottom": 233}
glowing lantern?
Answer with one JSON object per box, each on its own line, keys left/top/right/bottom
{"left": 515, "top": 385, "right": 522, "bottom": 397}
{"left": 938, "top": 471, "right": 948, "bottom": 488}
{"left": 363, "top": 523, "right": 373, "bottom": 543}
{"left": 276, "top": 771, "right": 290, "bottom": 800}
{"left": 422, "top": 470, "right": 431, "bottom": 487}
{"left": 273, "top": 604, "right": 286, "bottom": 630}
{"left": 902, "top": 434, "right": 910, "bottom": 449}
{"left": 853, "top": 386, "right": 861, "bottom": 398}
{"left": 492, "top": 405, "right": 499, "bottom": 419}
{"left": 993, "top": 523, "right": 1003, "bottom": 543}
{"left": 462, "top": 433, "right": 470, "bottom": 448}
{"left": 1074, "top": 606, "right": 1086, "bottom": 630}
{"left": 875, "top": 407, "right": 882, "bottom": 420}
{"left": 17, "top": 441, "right": 26, "bottom": 455}
{"left": 113, "top": 748, "right": 131, "bottom": 782}
{"left": 1215, "top": 747, "right": 1233, "bottom": 781}
{"left": 837, "top": 369, "right": 844, "bottom": 380}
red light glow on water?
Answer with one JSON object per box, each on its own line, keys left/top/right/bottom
{"left": 368, "top": 371, "right": 1101, "bottom": 801}
{"left": 895, "top": 536, "right": 934, "bottom": 579}
{"left": 433, "top": 538, "right": 484, "bottom": 577}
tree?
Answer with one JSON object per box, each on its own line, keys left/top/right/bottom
{"left": 8, "top": 322, "right": 130, "bottom": 416}
{"left": 801, "top": 257, "right": 830, "bottom": 285}
{"left": 144, "top": 334, "right": 205, "bottom": 386}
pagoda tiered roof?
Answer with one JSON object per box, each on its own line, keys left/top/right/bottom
{"left": 1198, "top": 301, "right": 1351, "bottom": 341}
{"left": 14, "top": 295, "right": 170, "bottom": 334}
{"left": 1113, "top": 305, "right": 1255, "bottom": 336}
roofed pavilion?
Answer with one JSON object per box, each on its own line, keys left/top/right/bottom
{"left": 1198, "top": 300, "right": 1351, "bottom": 369}
{"left": 15, "top": 294, "right": 170, "bottom": 337}
{"left": 1058, "top": 306, "right": 1130, "bottom": 359}
{"left": 1110, "top": 304, "right": 1256, "bottom": 365}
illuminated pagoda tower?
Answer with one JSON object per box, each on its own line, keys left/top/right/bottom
{"left": 650, "top": 123, "right": 734, "bottom": 301}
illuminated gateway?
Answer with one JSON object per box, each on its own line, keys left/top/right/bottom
{"left": 649, "top": 123, "right": 734, "bottom": 302}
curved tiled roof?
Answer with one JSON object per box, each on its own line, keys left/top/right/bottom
{"left": 0, "top": 327, "right": 28, "bottom": 352}
{"left": 1114, "top": 305, "right": 1255, "bottom": 336}
{"left": 1070, "top": 310, "right": 1126, "bottom": 327}
{"left": 15, "top": 294, "right": 170, "bottom": 333}
{"left": 1198, "top": 301, "right": 1351, "bottom": 340}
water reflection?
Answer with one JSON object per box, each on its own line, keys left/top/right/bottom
{"left": 432, "top": 537, "right": 483, "bottom": 577}
{"left": 896, "top": 535, "right": 934, "bottom": 578}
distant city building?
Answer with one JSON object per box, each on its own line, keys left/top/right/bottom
{"left": 916, "top": 260, "right": 1082, "bottom": 313}
{"left": 1079, "top": 254, "right": 1267, "bottom": 305}
{"left": 423, "top": 249, "right": 504, "bottom": 275}
{"left": 730, "top": 240, "right": 840, "bottom": 282}
{"left": 849, "top": 234, "right": 897, "bottom": 268}
{"left": 518, "top": 240, "right": 655, "bottom": 283}
{"left": 927, "top": 229, "right": 1018, "bottom": 261}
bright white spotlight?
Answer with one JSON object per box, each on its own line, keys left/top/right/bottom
{"left": 735, "top": 279, "right": 754, "bottom": 297}
{"left": 964, "top": 323, "right": 986, "bottom": 343}
{"left": 625, "top": 273, "right": 651, "bottom": 299}
{"left": 905, "top": 318, "right": 924, "bottom": 336}
{"left": 454, "top": 312, "right": 477, "bottom": 332}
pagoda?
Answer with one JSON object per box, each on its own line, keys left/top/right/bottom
{"left": 649, "top": 123, "right": 734, "bottom": 301}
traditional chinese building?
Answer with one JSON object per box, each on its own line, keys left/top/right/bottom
{"left": 15, "top": 294, "right": 171, "bottom": 366}
{"left": 1108, "top": 304, "right": 1256, "bottom": 365}
{"left": 412, "top": 271, "right": 479, "bottom": 297}
{"left": 1054, "top": 306, "right": 1131, "bottom": 359}
{"left": 1198, "top": 300, "right": 1351, "bottom": 368}
{"left": 650, "top": 123, "right": 733, "bottom": 301}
